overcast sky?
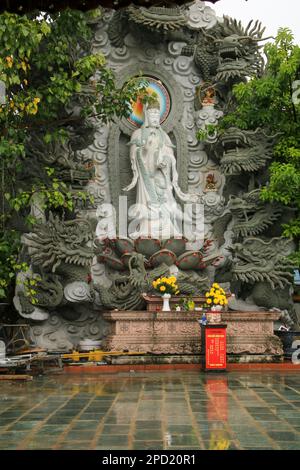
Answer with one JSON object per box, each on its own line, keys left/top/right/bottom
{"left": 211, "top": 0, "right": 300, "bottom": 44}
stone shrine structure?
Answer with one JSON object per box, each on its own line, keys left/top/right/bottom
{"left": 13, "top": 1, "right": 298, "bottom": 353}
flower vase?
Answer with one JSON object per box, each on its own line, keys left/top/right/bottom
{"left": 162, "top": 293, "right": 171, "bottom": 312}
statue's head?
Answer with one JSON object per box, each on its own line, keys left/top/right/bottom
{"left": 144, "top": 98, "right": 161, "bottom": 128}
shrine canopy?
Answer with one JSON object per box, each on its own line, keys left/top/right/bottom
{"left": 0, "top": 0, "right": 221, "bottom": 14}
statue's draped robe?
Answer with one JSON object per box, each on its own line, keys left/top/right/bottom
{"left": 128, "top": 125, "right": 184, "bottom": 239}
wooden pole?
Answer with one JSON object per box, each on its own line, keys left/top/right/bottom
{"left": 0, "top": 374, "right": 33, "bottom": 381}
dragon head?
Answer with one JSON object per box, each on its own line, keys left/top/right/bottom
{"left": 228, "top": 190, "right": 283, "bottom": 237}
{"left": 24, "top": 213, "right": 94, "bottom": 273}
{"left": 211, "top": 127, "right": 277, "bottom": 175}
{"left": 214, "top": 17, "right": 268, "bottom": 82}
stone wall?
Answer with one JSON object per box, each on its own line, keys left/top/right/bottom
{"left": 102, "top": 310, "right": 283, "bottom": 359}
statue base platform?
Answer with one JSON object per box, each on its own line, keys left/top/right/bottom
{"left": 142, "top": 294, "right": 206, "bottom": 312}
{"left": 102, "top": 310, "right": 283, "bottom": 358}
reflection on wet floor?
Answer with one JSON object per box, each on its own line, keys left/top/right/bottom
{"left": 0, "top": 371, "right": 300, "bottom": 450}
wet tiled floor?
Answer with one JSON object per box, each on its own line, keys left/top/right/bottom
{"left": 0, "top": 371, "right": 300, "bottom": 450}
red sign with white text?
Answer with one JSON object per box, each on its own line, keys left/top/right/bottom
{"left": 205, "top": 327, "right": 227, "bottom": 370}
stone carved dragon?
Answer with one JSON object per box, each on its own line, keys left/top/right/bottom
{"left": 181, "top": 32, "right": 218, "bottom": 82}
{"left": 94, "top": 253, "right": 169, "bottom": 311}
{"left": 24, "top": 213, "right": 94, "bottom": 273}
{"left": 15, "top": 273, "right": 64, "bottom": 318}
{"left": 231, "top": 237, "right": 294, "bottom": 289}
{"left": 214, "top": 17, "right": 267, "bottom": 82}
{"left": 95, "top": 267, "right": 209, "bottom": 311}
{"left": 228, "top": 189, "right": 283, "bottom": 237}
{"left": 230, "top": 237, "right": 297, "bottom": 320}
{"left": 127, "top": 6, "right": 187, "bottom": 32}
{"left": 212, "top": 189, "right": 284, "bottom": 250}
{"left": 210, "top": 127, "right": 277, "bottom": 175}
{"left": 14, "top": 214, "right": 95, "bottom": 319}
{"left": 108, "top": 6, "right": 188, "bottom": 47}
{"left": 181, "top": 17, "right": 267, "bottom": 83}
{"left": 25, "top": 133, "right": 94, "bottom": 187}
{"left": 93, "top": 239, "right": 210, "bottom": 310}
{"left": 18, "top": 216, "right": 211, "bottom": 314}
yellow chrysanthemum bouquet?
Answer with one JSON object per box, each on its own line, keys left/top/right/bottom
{"left": 204, "top": 283, "right": 228, "bottom": 309}
{"left": 152, "top": 276, "right": 180, "bottom": 295}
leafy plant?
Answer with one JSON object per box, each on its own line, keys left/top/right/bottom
{"left": 0, "top": 8, "right": 147, "bottom": 308}
{"left": 19, "top": 273, "right": 42, "bottom": 305}
{"left": 196, "top": 124, "right": 217, "bottom": 142}
{"left": 0, "top": 230, "right": 28, "bottom": 299}
{"left": 180, "top": 295, "right": 195, "bottom": 311}
{"left": 220, "top": 28, "right": 300, "bottom": 265}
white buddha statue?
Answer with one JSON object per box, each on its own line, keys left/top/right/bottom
{"left": 123, "top": 101, "right": 197, "bottom": 239}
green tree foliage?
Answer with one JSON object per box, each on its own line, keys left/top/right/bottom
{"left": 0, "top": 8, "right": 146, "bottom": 300}
{"left": 221, "top": 28, "right": 300, "bottom": 264}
